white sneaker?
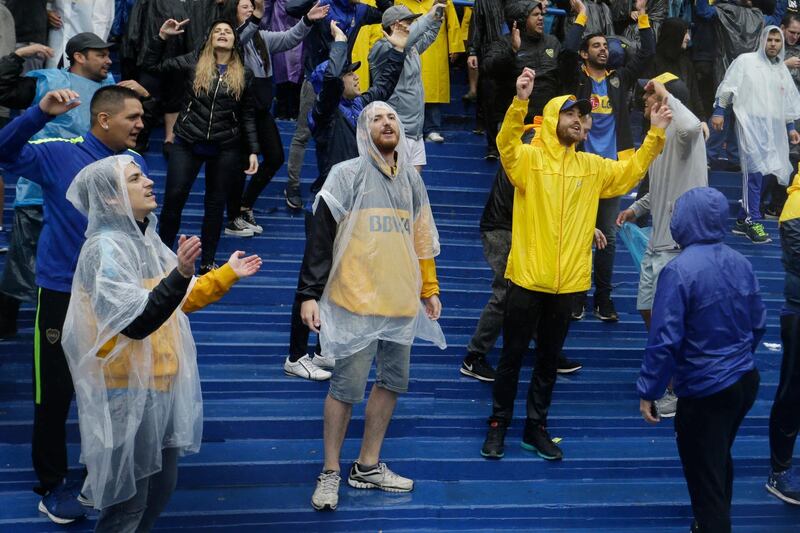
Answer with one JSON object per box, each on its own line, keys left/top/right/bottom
{"left": 311, "top": 470, "right": 340, "bottom": 511}
{"left": 239, "top": 209, "right": 264, "bottom": 234}
{"left": 425, "top": 132, "right": 445, "bottom": 143}
{"left": 284, "top": 354, "right": 332, "bottom": 381}
{"left": 312, "top": 352, "right": 335, "bottom": 370}
{"left": 347, "top": 462, "right": 414, "bottom": 492}
{"left": 224, "top": 218, "right": 255, "bottom": 237}
{"left": 655, "top": 390, "right": 678, "bottom": 418}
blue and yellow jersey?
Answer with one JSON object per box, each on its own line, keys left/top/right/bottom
{"left": 584, "top": 73, "right": 617, "bottom": 160}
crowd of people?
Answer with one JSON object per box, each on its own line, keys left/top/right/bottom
{"left": 0, "top": 0, "right": 800, "bottom": 532}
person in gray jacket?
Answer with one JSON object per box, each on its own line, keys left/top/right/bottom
{"left": 616, "top": 75, "right": 709, "bottom": 417}
{"left": 368, "top": 3, "right": 444, "bottom": 171}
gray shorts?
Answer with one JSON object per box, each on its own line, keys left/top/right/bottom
{"left": 637, "top": 248, "right": 680, "bottom": 311}
{"left": 329, "top": 340, "right": 412, "bottom": 404}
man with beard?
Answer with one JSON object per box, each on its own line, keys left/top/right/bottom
{"left": 283, "top": 20, "right": 408, "bottom": 381}
{"left": 0, "top": 85, "right": 147, "bottom": 524}
{"left": 560, "top": 0, "right": 654, "bottom": 323}
{"left": 481, "top": 67, "right": 671, "bottom": 461}
{"left": 713, "top": 26, "right": 800, "bottom": 243}
{"left": 301, "top": 101, "right": 444, "bottom": 511}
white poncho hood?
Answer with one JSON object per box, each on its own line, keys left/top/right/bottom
{"left": 62, "top": 156, "right": 202, "bottom": 509}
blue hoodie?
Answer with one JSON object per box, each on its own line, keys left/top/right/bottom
{"left": 0, "top": 104, "right": 148, "bottom": 293}
{"left": 637, "top": 187, "right": 766, "bottom": 400}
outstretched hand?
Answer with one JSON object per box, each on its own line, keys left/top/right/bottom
{"left": 15, "top": 44, "right": 54, "bottom": 60}
{"left": 516, "top": 67, "right": 535, "bottom": 101}
{"left": 227, "top": 251, "right": 262, "bottom": 278}
{"left": 159, "top": 18, "right": 190, "bottom": 40}
{"left": 616, "top": 208, "right": 636, "bottom": 227}
{"left": 39, "top": 89, "right": 81, "bottom": 116}
{"left": 177, "top": 235, "right": 202, "bottom": 278}
{"left": 307, "top": 1, "right": 330, "bottom": 21}
{"left": 385, "top": 22, "right": 410, "bottom": 52}
{"left": 649, "top": 101, "right": 673, "bottom": 129}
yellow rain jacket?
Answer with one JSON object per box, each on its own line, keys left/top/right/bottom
{"left": 396, "top": 0, "right": 465, "bottom": 104}
{"left": 499, "top": 95, "right": 666, "bottom": 294}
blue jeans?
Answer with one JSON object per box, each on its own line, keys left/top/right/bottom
{"left": 94, "top": 447, "right": 179, "bottom": 533}
{"left": 423, "top": 104, "right": 442, "bottom": 135}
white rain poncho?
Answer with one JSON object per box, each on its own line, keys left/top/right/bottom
{"left": 62, "top": 156, "right": 202, "bottom": 510}
{"left": 314, "top": 101, "right": 447, "bottom": 358}
{"left": 715, "top": 25, "right": 800, "bottom": 185}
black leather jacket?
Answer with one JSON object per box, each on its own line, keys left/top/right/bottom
{"left": 142, "top": 35, "right": 260, "bottom": 154}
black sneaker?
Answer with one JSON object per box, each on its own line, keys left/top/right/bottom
{"left": 460, "top": 354, "right": 495, "bottom": 382}
{"left": 732, "top": 219, "right": 749, "bottom": 235}
{"left": 521, "top": 423, "right": 563, "bottom": 460}
{"left": 571, "top": 296, "right": 585, "bottom": 321}
{"left": 763, "top": 206, "right": 781, "bottom": 220}
{"left": 593, "top": 298, "right": 619, "bottom": 322}
{"left": 744, "top": 220, "right": 772, "bottom": 244}
{"left": 239, "top": 208, "right": 263, "bottom": 234}
{"left": 557, "top": 354, "right": 582, "bottom": 374}
{"left": 481, "top": 420, "right": 506, "bottom": 459}
{"left": 285, "top": 188, "right": 302, "bottom": 209}
{"left": 224, "top": 218, "right": 255, "bottom": 237}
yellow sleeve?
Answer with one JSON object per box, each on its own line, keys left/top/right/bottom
{"left": 596, "top": 126, "right": 666, "bottom": 198}
{"left": 575, "top": 11, "right": 588, "bottom": 26}
{"left": 419, "top": 258, "right": 440, "bottom": 298}
{"left": 637, "top": 14, "right": 651, "bottom": 29}
{"left": 181, "top": 263, "right": 238, "bottom": 314}
{"left": 459, "top": 7, "right": 472, "bottom": 43}
{"left": 498, "top": 97, "right": 537, "bottom": 192}
{"left": 446, "top": 1, "right": 465, "bottom": 53}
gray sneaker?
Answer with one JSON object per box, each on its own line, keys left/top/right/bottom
{"left": 347, "top": 462, "right": 414, "bottom": 492}
{"left": 283, "top": 355, "right": 332, "bottom": 381}
{"left": 311, "top": 470, "right": 340, "bottom": 511}
{"left": 655, "top": 390, "right": 678, "bottom": 418}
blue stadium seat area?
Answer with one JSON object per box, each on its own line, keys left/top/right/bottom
{"left": 0, "top": 81, "right": 798, "bottom": 531}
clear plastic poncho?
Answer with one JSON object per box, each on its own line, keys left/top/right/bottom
{"left": 62, "top": 156, "right": 202, "bottom": 510}
{"left": 314, "top": 101, "right": 447, "bottom": 358}
{"left": 715, "top": 26, "right": 800, "bottom": 185}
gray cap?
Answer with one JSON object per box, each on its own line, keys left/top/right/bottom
{"left": 66, "top": 32, "right": 113, "bottom": 61}
{"left": 381, "top": 5, "right": 422, "bottom": 29}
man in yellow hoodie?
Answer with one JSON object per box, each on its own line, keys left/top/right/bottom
{"left": 481, "top": 67, "right": 672, "bottom": 460}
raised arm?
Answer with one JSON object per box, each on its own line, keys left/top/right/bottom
{"left": 596, "top": 102, "right": 669, "bottom": 198}
{"left": 0, "top": 45, "right": 53, "bottom": 108}
{"left": 497, "top": 68, "right": 539, "bottom": 193}
{"left": 408, "top": 5, "right": 444, "bottom": 55}
{"left": 142, "top": 19, "right": 196, "bottom": 74}
{"left": 360, "top": 25, "right": 408, "bottom": 106}
{"left": 619, "top": 0, "right": 655, "bottom": 86}
{"left": 0, "top": 90, "right": 80, "bottom": 183}
{"left": 311, "top": 27, "right": 348, "bottom": 130}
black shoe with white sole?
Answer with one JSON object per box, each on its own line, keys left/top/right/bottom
{"left": 557, "top": 354, "right": 583, "bottom": 374}
{"left": 460, "top": 354, "right": 495, "bottom": 382}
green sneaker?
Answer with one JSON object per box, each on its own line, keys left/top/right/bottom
{"left": 744, "top": 221, "right": 772, "bottom": 244}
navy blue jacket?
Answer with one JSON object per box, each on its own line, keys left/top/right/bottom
{"left": 308, "top": 41, "right": 403, "bottom": 193}
{"left": 0, "top": 105, "right": 148, "bottom": 293}
{"left": 637, "top": 187, "right": 766, "bottom": 400}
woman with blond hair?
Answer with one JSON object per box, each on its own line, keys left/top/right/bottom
{"left": 143, "top": 17, "right": 260, "bottom": 274}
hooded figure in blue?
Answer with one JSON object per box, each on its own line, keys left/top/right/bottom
{"left": 637, "top": 186, "right": 763, "bottom": 533}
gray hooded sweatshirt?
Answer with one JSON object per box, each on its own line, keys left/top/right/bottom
{"left": 368, "top": 13, "right": 442, "bottom": 140}
{"left": 630, "top": 93, "right": 708, "bottom": 252}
